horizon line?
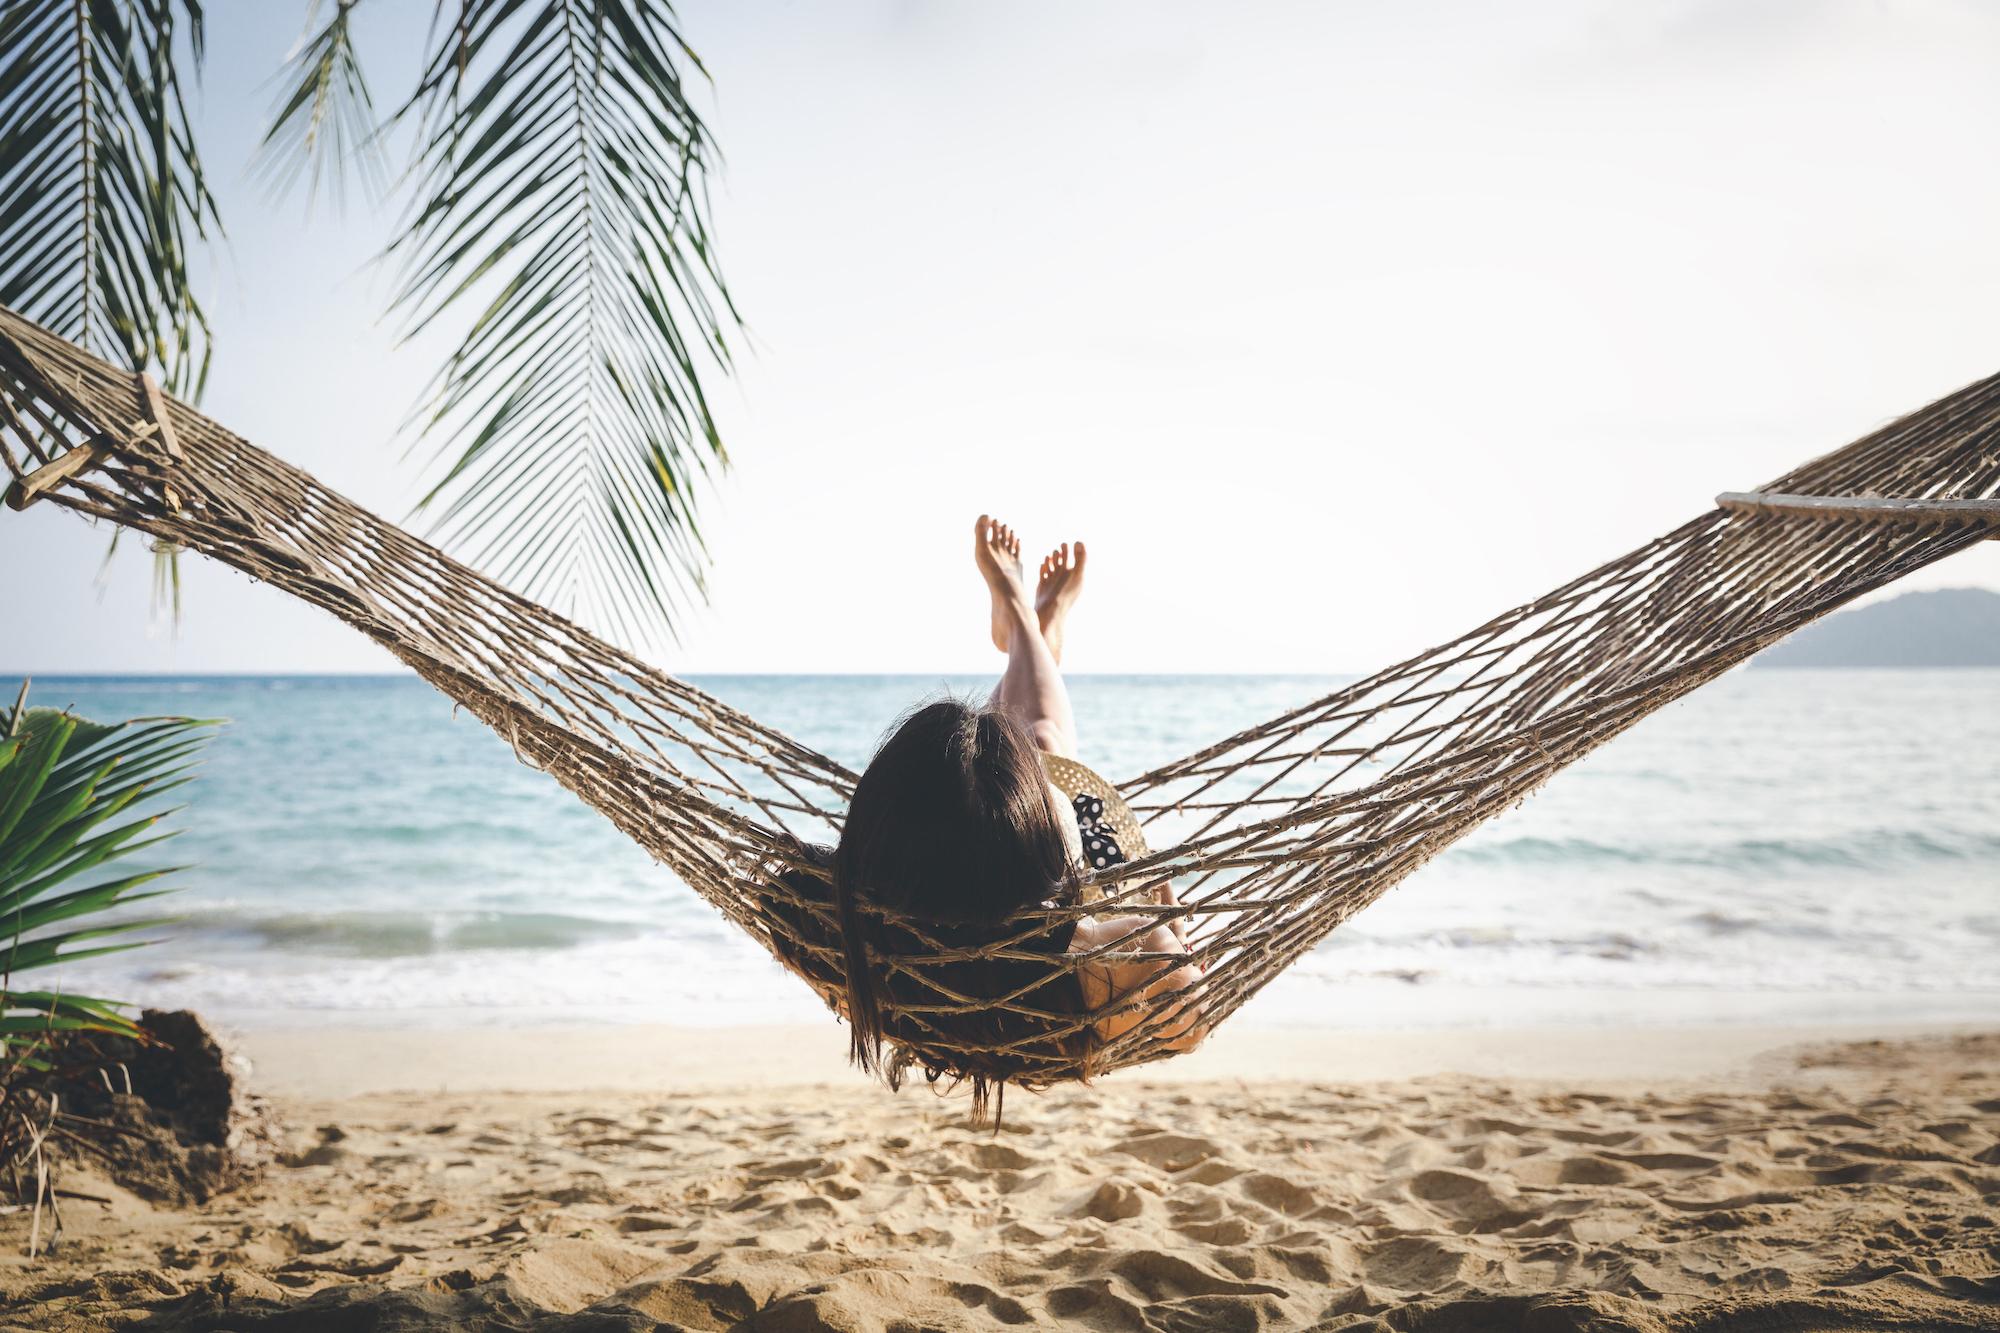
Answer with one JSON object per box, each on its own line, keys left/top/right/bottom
{"left": 3, "top": 668, "right": 1365, "bottom": 680}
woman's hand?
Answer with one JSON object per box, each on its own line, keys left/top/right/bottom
{"left": 1148, "top": 878, "right": 1201, "bottom": 968}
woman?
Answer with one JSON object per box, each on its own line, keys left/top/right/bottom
{"left": 831, "top": 516, "right": 1206, "bottom": 1101}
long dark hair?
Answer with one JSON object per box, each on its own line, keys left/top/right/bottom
{"left": 833, "top": 699, "right": 1083, "bottom": 1103}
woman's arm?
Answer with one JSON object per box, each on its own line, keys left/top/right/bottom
{"left": 1072, "top": 891, "right": 1208, "bottom": 1053}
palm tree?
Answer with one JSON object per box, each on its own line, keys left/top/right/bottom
{"left": 0, "top": 0, "right": 739, "bottom": 646}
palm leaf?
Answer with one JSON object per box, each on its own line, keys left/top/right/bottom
{"left": 0, "top": 0, "right": 220, "bottom": 397}
{"left": 0, "top": 686, "right": 219, "bottom": 1050}
{"left": 0, "top": 989, "right": 147, "bottom": 1045}
{"left": 389, "top": 0, "right": 739, "bottom": 649}
{"left": 256, "top": 0, "right": 386, "bottom": 209}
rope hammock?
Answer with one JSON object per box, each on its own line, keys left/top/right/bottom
{"left": 5, "top": 303, "right": 1999, "bottom": 1094}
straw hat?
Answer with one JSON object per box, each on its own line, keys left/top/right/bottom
{"left": 1040, "top": 752, "right": 1150, "bottom": 871}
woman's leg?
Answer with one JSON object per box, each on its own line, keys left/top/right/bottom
{"left": 974, "top": 516, "right": 1082, "bottom": 758}
{"left": 993, "top": 606, "right": 1077, "bottom": 757}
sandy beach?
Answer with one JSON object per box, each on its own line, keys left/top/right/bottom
{"left": 5, "top": 1022, "right": 1996, "bottom": 1331}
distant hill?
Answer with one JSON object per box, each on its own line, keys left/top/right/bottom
{"left": 1754, "top": 587, "right": 2000, "bottom": 668}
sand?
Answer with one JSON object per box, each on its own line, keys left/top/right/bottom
{"left": 4, "top": 1024, "right": 1997, "bottom": 1331}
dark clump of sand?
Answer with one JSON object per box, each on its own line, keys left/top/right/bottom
{"left": 71, "top": 1010, "right": 273, "bottom": 1208}
{"left": 4, "top": 1032, "right": 1998, "bottom": 1331}
{"left": 30, "top": 1010, "right": 273, "bottom": 1211}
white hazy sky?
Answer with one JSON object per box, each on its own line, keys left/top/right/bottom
{"left": 8, "top": 0, "right": 2000, "bottom": 676}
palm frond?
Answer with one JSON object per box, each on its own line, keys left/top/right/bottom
{"left": 0, "top": 689, "right": 220, "bottom": 1051}
{"left": 0, "top": 0, "right": 220, "bottom": 397}
{"left": 257, "top": 0, "right": 386, "bottom": 209}
{"left": 390, "top": 0, "right": 739, "bottom": 649}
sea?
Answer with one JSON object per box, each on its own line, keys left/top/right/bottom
{"left": 17, "top": 671, "right": 2000, "bottom": 1034}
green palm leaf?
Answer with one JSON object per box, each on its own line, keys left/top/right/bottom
{"left": 0, "top": 684, "right": 219, "bottom": 1051}
{"left": 0, "top": 0, "right": 220, "bottom": 397}
{"left": 389, "top": 0, "right": 739, "bottom": 648}
{"left": 257, "top": 0, "right": 385, "bottom": 209}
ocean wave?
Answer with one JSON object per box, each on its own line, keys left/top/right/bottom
{"left": 1325, "top": 926, "right": 1659, "bottom": 960}
{"left": 167, "top": 907, "right": 650, "bottom": 958}
{"left": 1451, "top": 828, "right": 2000, "bottom": 872}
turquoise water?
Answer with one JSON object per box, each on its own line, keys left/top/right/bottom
{"left": 17, "top": 671, "right": 2000, "bottom": 1031}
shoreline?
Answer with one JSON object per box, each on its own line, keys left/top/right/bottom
{"left": 229, "top": 1016, "right": 1991, "bottom": 1099}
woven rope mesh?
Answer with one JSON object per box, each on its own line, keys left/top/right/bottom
{"left": 5, "top": 303, "right": 1998, "bottom": 1086}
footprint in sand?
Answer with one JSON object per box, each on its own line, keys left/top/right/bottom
{"left": 1112, "top": 1132, "right": 1223, "bottom": 1173}
{"left": 1076, "top": 1179, "right": 1149, "bottom": 1222}
{"left": 1236, "top": 1170, "right": 1321, "bottom": 1216}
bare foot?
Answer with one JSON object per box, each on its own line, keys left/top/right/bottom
{"left": 974, "top": 515, "right": 1028, "bottom": 653}
{"left": 1035, "top": 540, "right": 1086, "bottom": 663}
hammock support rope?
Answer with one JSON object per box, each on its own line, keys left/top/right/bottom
{"left": 5, "top": 302, "right": 1999, "bottom": 1091}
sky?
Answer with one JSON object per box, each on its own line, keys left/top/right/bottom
{"left": 8, "top": 0, "right": 2000, "bottom": 676}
